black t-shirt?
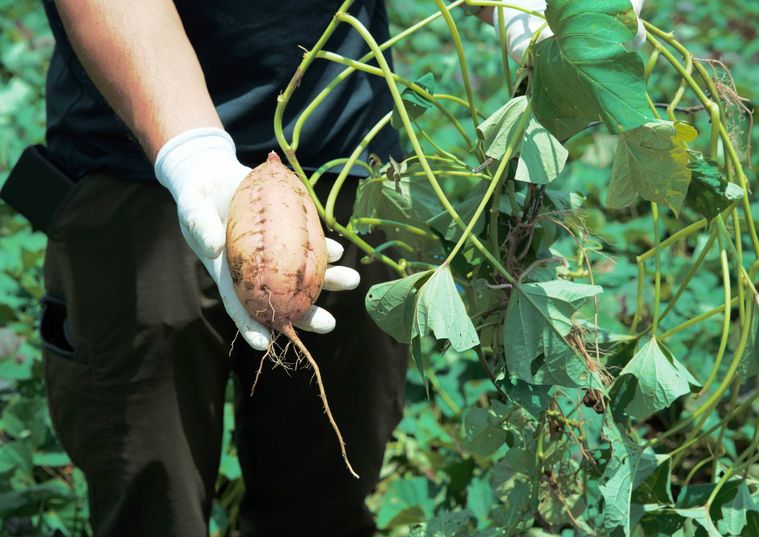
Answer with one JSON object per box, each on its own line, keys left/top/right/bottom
{"left": 42, "top": 0, "right": 400, "bottom": 180}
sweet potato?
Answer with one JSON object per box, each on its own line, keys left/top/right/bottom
{"left": 226, "top": 151, "right": 358, "bottom": 478}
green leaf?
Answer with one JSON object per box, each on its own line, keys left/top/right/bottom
{"left": 685, "top": 151, "right": 744, "bottom": 221}
{"left": 476, "top": 96, "right": 567, "bottom": 184}
{"left": 490, "top": 478, "right": 532, "bottom": 532}
{"left": 745, "top": 512, "right": 759, "bottom": 537}
{"left": 614, "top": 337, "right": 700, "bottom": 419}
{"left": 599, "top": 417, "right": 651, "bottom": 535}
{"left": 32, "top": 451, "right": 71, "bottom": 468}
{"left": 466, "top": 476, "right": 494, "bottom": 528}
{"left": 675, "top": 507, "right": 722, "bottom": 537}
{"left": 514, "top": 115, "right": 568, "bottom": 185}
{"left": 1, "top": 396, "right": 49, "bottom": 448}
{"left": 607, "top": 121, "right": 698, "bottom": 215}
{"left": 538, "top": 461, "right": 588, "bottom": 530}
{"left": 718, "top": 483, "right": 757, "bottom": 535}
{"left": 632, "top": 453, "right": 673, "bottom": 505}
{"left": 414, "top": 265, "right": 479, "bottom": 352}
{"left": 531, "top": 0, "right": 654, "bottom": 139}
{"left": 502, "top": 378, "right": 552, "bottom": 420}
{"left": 391, "top": 72, "right": 436, "bottom": 129}
{"left": 428, "top": 181, "right": 488, "bottom": 241}
{"left": 0, "top": 481, "right": 73, "bottom": 519}
{"left": 366, "top": 271, "right": 432, "bottom": 344}
{"left": 503, "top": 280, "right": 602, "bottom": 387}
{"left": 351, "top": 163, "right": 444, "bottom": 258}
{"left": 409, "top": 510, "right": 473, "bottom": 537}
{"left": 478, "top": 96, "right": 529, "bottom": 160}
{"left": 461, "top": 403, "right": 509, "bottom": 457}
{"left": 377, "top": 477, "right": 441, "bottom": 529}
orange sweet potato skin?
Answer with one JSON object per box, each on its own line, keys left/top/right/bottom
{"left": 226, "top": 152, "right": 327, "bottom": 330}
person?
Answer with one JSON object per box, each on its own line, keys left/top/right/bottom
{"left": 40, "top": 1, "right": 406, "bottom": 536}
{"left": 38, "top": 1, "right": 646, "bottom": 535}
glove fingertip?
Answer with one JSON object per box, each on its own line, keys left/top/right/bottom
{"left": 293, "top": 306, "right": 335, "bottom": 334}
{"left": 323, "top": 265, "right": 361, "bottom": 291}
{"left": 241, "top": 324, "right": 271, "bottom": 351}
{"left": 325, "top": 238, "right": 345, "bottom": 263}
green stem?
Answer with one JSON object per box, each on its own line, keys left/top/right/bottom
{"left": 644, "top": 23, "right": 759, "bottom": 258}
{"left": 325, "top": 113, "right": 392, "bottom": 228}
{"left": 630, "top": 261, "right": 646, "bottom": 334}
{"left": 658, "top": 227, "right": 717, "bottom": 323}
{"left": 496, "top": 6, "right": 513, "bottom": 95}
{"left": 637, "top": 220, "right": 707, "bottom": 262}
{"left": 697, "top": 219, "right": 732, "bottom": 397}
{"left": 349, "top": 217, "right": 439, "bottom": 240}
{"left": 666, "top": 54, "right": 692, "bottom": 121}
{"left": 426, "top": 369, "right": 462, "bottom": 415}
{"left": 489, "top": 167, "right": 505, "bottom": 254}
{"left": 315, "top": 50, "right": 473, "bottom": 147}
{"left": 706, "top": 416, "right": 759, "bottom": 508}
{"left": 290, "top": 0, "right": 471, "bottom": 150}
{"left": 418, "top": 129, "right": 470, "bottom": 169}
{"left": 464, "top": 1, "right": 547, "bottom": 19}
{"left": 651, "top": 203, "right": 662, "bottom": 335}
{"left": 445, "top": 105, "right": 532, "bottom": 264}
{"left": 667, "top": 387, "right": 759, "bottom": 459}
{"left": 309, "top": 158, "right": 372, "bottom": 186}
{"left": 659, "top": 297, "right": 738, "bottom": 340}
{"left": 336, "top": 12, "right": 517, "bottom": 284}
{"left": 432, "top": 0, "right": 479, "bottom": 132}
{"left": 651, "top": 295, "right": 754, "bottom": 449}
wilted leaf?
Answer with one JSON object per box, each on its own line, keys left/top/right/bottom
{"left": 607, "top": 121, "right": 697, "bottom": 215}
{"left": 478, "top": 96, "right": 529, "bottom": 161}
{"left": 503, "top": 280, "right": 603, "bottom": 387}
{"left": 476, "top": 96, "right": 567, "bottom": 184}
{"left": 415, "top": 265, "right": 479, "bottom": 352}
{"left": 531, "top": 0, "right": 654, "bottom": 139}
{"left": 366, "top": 270, "right": 432, "bottom": 344}
{"left": 514, "top": 116, "right": 568, "bottom": 184}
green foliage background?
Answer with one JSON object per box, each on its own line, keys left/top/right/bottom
{"left": 0, "top": 0, "right": 756, "bottom": 535}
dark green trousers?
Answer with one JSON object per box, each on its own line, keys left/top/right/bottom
{"left": 40, "top": 173, "right": 407, "bottom": 537}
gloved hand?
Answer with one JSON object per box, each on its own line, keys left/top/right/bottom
{"left": 154, "top": 127, "right": 360, "bottom": 351}
{"left": 492, "top": 0, "right": 646, "bottom": 64}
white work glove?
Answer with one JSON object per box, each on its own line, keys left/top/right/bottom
{"left": 154, "top": 127, "right": 360, "bottom": 351}
{"left": 492, "top": 0, "right": 646, "bottom": 64}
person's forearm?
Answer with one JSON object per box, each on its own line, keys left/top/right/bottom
{"left": 54, "top": 0, "right": 222, "bottom": 161}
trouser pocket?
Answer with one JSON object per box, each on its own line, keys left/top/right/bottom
{"left": 39, "top": 295, "right": 80, "bottom": 362}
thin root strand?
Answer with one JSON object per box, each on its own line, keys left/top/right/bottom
{"left": 280, "top": 323, "right": 360, "bottom": 479}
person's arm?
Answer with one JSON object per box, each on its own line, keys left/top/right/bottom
{"left": 54, "top": 0, "right": 220, "bottom": 161}
{"left": 53, "top": 0, "right": 360, "bottom": 351}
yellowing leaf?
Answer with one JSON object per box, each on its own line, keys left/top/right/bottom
{"left": 607, "top": 121, "right": 697, "bottom": 215}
